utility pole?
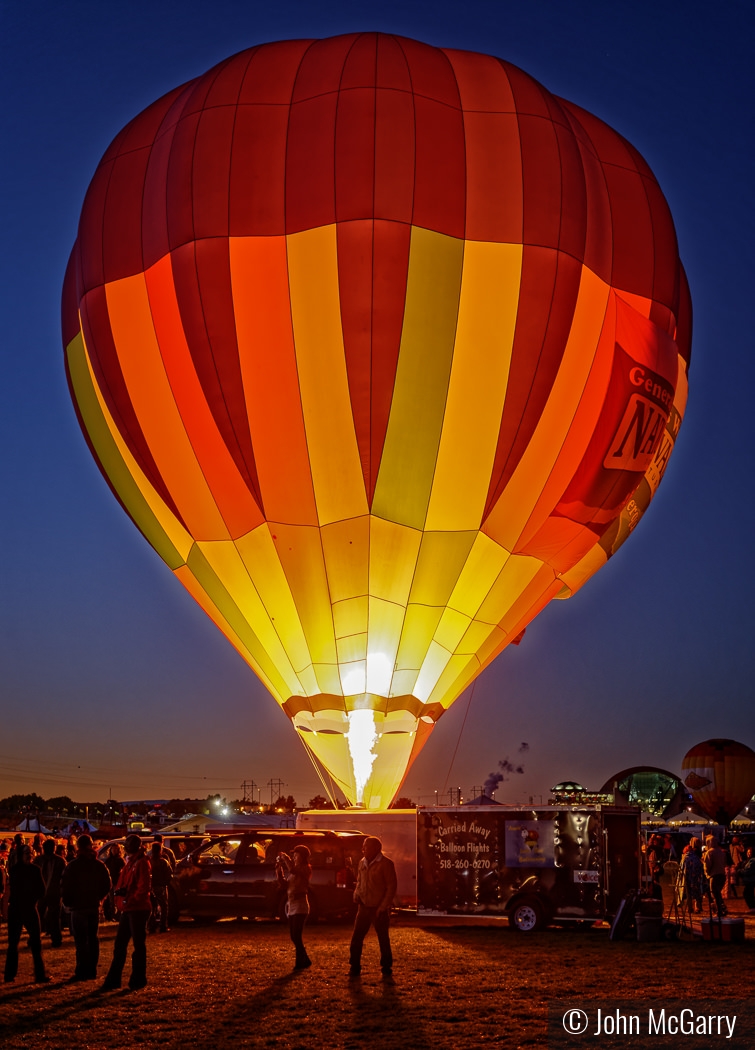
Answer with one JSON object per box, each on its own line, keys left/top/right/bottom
{"left": 267, "top": 778, "right": 285, "bottom": 808}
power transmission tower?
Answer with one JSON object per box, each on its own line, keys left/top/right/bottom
{"left": 240, "top": 780, "right": 259, "bottom": 805}
{"left": 267, "top": 778, "right": 285, "bottom": 807}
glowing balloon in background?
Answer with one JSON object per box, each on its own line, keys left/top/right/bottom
{"left": 63, "top": 34, "right": 691, "bottom": 808}
{"left": 681, "top": 740, "right": 755, "bottom": 825}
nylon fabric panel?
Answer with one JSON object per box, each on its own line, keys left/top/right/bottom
{"left": 483, "top": 267, "right": 611, "bottom": 550}
{"left": 371, "top": 228, "right": 464, "bottom": 529}
{"left": 373, "top": 72, "right": 415, "bottom": 223}
{"left": 190, "top": 238, "right": 262, "bottom": 506}
{"left": 285, "top": 92, "right": 338, "bottom": 233}
{"left": 412, "top": 640, "right": 452, "bottom": 702}
{"left": 333, "top": 596, "right": 368, "bottom": 639}
{"left": 235, "top": 526, "right": 312, "bottom": 676}
{"left": 408, "top": 532, "right": 478, "bottom": 607}
{"left": 367, "top": 596, "right": 406, "bottom": 696}
{"left": 461, "top": 111, "right": 523, "bottom": 243}
{"left": 484, "top": 248, "right": 582, "bottom": 516}
{"left": 102, "top": 145, "right": 150, "bottom": 283}
{"left": 561, "top": 104, "right": 613, "bottom": 284}
{"left": 166, "top": 110, "right": 200, "bottom": 253}
{"left": 141, "top": 109, "right": 175, "bottom": 270}
{"left": 196, "top": 538, "right": 303, "bottom": 698}
{"left": 66, "top": 332, "right": 190, "bottom": 569}
{"left": 518, "top": 112, "right": 566, "bottom": 251}
{"left": 514, "top": 293, "right": 617, "bottom": 554}
{"left": 446, "top": 533, "right": 511, "bottom": 619}
{"left": 229, "top": 105, "right": 289, "bottom": 236}
{"left": 337, "top": 31, "right": 377, "bottom": 89}
{"left": 237, "top": 39, "right": 311, "bottom": 105}
{"left": 291, "top": 34, "right": 356, "bottom": 101}
{"left": 287, "top": 225, "right": 368, "bottom": 525}
{"left": 78, "top": 285, "right": 177, "bottom": 520}
{"left": 395, "top": 605, "right": 444, "bottom": 671}
{"left": 321, "top": 516, "right": 369, "bottom": 604}
{"left": 369, "top": 221, "right": 411, "bottom": 500}
{"left": 412, "top": 93, "right": 466, "bottom": 239}
{"left": 425, "top": 240, "right": 522, "bottom": 531}
{"left": 334, "top": 221, "right": 411, "bottom": 497}
{"left": 604, "top": 163, "right": 655, "bottom": 297}
{"left": 145, "top": 255, "right": 264, "bottom": 539}
{"left": 476, "top": 558, "right": 555, "bottom": 630}
{"left": 271, "top": 524, "right": 337, "bottom": 667}
{"left": 229, "top": 237, "right": 318, "bottom": 526}
{"left": 202, "top": 50, "right": 254, "bottom": 108}
{"left": 192, "top": 105, "right": 236, "bottom": 239}
{"left": 105, "top": 273, "right": 230, "bottom": 540}
{"left": 368, "top": 516, "right": 422, "bottom": 606}
{"left": 433, "top": 607, "right": 473, "bottom": 654}
{"left": 335, "top": 87, "right": 376, "bottom": 221}
{"left": 443, "top": 48, "right": 516, "bottom": 112}
{"left": 335, "top": 220, "right": 374, "bottom": 489}
{"left": 337, "top": 634, "right": 368, "bottom": 663}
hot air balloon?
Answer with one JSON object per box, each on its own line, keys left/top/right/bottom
{"left": 63, "top": 34, "right": 691, "bottom": 808}
{"left": 681, "top": 740, "right": 755, "bottom": 825}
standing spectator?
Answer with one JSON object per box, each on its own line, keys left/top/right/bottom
{"left": 727, "top": 836, "right": 745, "bottom": 899}
{"left": 153, "top": 834, "right": 176, "bottom": 871}
{"left": 147, "top": 842, "right": 173, "bottom": 933}
{"left": 348, "top": 836, "right": 397, "bottom": 980}
{"left": 4, "top": 844, "right": 48, "bottom": 983}
{"left": 276, "top": 845, "right": 312, "bottom": 970}
{"left": 103, "top": 842, "right": 125, "bottom": 921}
{"left": 740, "top": 848, "right": 755, "bottom": 912}
{"left": 703, "top": 835, "right": 728, "bottom": 917}
{"left": 35, "top": 839, "right": 66, "bottom": 947}
{"left": 101, "top": 835, "right": 152, "bottom": 991}
{"left": 61, "top": 834, "right": 112, "bottom": 982}
{"left": 679, "top": 838, "right": 705, "bottom": 913}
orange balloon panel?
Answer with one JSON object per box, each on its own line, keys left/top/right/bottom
{"left": 681, "top": 740, "right": 755, "bottom": 825}
{"left": 63, "top": 34, "right": 691, "bottom": 808}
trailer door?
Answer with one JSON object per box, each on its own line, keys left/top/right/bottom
{"left": 602, "top": 811, "right": 641, "bottom": 914}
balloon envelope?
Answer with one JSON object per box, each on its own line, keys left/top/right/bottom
{"left": 63, "top": 34, "right": 691, "bottom": 807}
{"left": 681, "top": 739, "right": 755, "bottom": 825}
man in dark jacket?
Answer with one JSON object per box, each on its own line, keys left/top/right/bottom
{"left": 35, "top": 839, "right": 66, "bottom": 947}
{"left": 4, "top": 844, "right": 48, "bottom": 983}
{"left": 61, "top": 834, "right": 112, "bottom": 981}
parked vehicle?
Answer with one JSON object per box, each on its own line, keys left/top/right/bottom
{"left": 173, "top": 829, "right": 365, "bottom": 923}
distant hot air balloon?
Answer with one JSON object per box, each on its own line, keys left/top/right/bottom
{"left": 681, "top": 740, "right": 755, "bottom": 825}
{"left": 63, "top": 34, "right": 691, "bottom": 808}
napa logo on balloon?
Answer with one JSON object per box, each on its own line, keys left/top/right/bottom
{"left": 62, "top": 33, "right": 691, "bottom": 808}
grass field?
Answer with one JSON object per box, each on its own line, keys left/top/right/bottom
{"left": 1, "top": 908, "right": 754, "bottom": 1049}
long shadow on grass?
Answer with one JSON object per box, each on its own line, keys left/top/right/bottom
{"left": 186, "top": 971, "right": 433, "bottom": 1050}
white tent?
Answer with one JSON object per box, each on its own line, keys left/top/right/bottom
{"left": 15, "top": 817, "right": 51, "bottom": 834}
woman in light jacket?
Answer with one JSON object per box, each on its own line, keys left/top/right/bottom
{"left": 276, "top": 845, "right": 312, "bottom": 970}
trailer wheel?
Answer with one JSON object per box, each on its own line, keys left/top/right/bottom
{"left": 509, "top": 899, "right": 544, "bottom": 933}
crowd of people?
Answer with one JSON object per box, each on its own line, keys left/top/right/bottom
{"left": 1, "top": 830, "right": 400, "bottom": 986}
{"left": 645, "top": 832, "right": 755, "bottom": 916}
{"left": 0, "top": 831, "right": 177, "bottom": 988}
